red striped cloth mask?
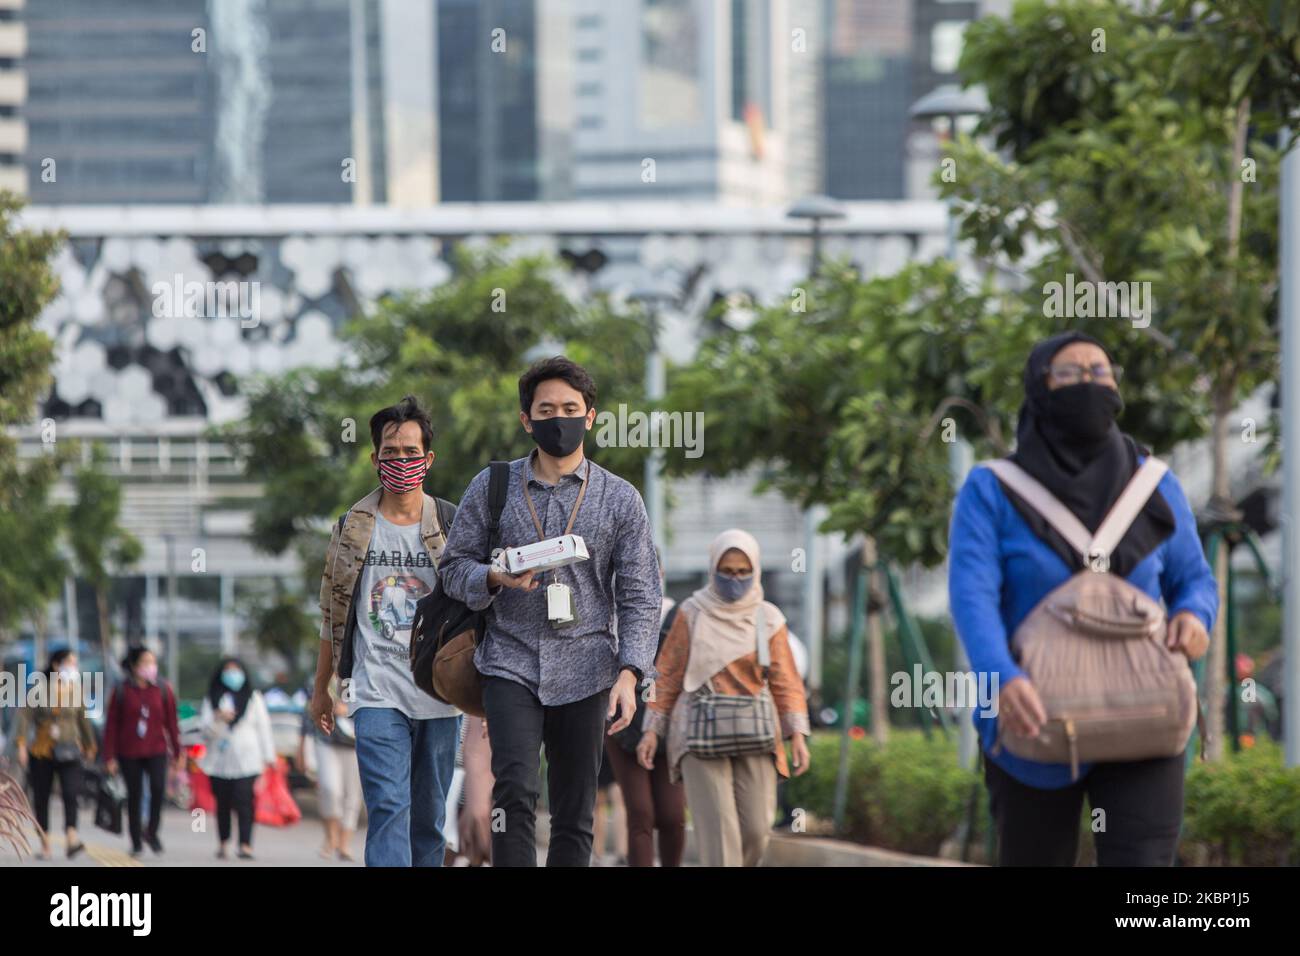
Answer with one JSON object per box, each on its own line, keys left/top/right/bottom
{"left": 376, "top": 456, "right": 429, "bottom": 494}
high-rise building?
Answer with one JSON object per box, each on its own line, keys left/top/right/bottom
{"left": 0, "top": 0, "right": 26, "bottom": 196}
{"left": 823, "top": 0, "right": 912, "bottom": 200}
{"left": 18, "top": 0, "right": 436, "bottom": 205}
{"left": 822, "top": 0, "right": 984, "bottom": 201}
{"left": 570, "top": 0, "right": 822, "bottom": 205}
{"left": 436, "top": 0, "right": 571, "bottom": 201}
{"left": 16, "top": 0, "right": 843, "bottom": 207}
{"left": 21, "top": 0, "right": 214, "bottom": 203}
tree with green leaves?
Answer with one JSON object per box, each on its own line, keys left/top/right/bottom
{"left": 945, "top": 0, "right": 1300, "bottom": 759}
{"left": 0, "top": 193, "right": 65, "bottom": 652}
{"left": 0, "top": 452, "right": 67, "bottom": 662}
{"left": 666, "top": 0, "right": 1299, "bottom": 752}
{"left": 665, "top": 260, "right": 1020, "bottom": 735}
{"left": 665, "top": 260, "right": 1015, "bottom": 569}
{"left": 245, "top": 580, "right": 317, "bottom": 675}
{"left": 222, "top": 243, "right": 654, "bottom": 658}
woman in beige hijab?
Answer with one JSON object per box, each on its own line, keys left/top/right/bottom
{"left": 636, "top": 529, "right": 810, "bottom": 866}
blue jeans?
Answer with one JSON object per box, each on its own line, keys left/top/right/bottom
{"left": 353, "top": 708, "right": 461, "bottom": 867}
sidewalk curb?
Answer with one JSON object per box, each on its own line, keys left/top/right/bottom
{"left": 762, "top": 832, "right": 983, "bottom": 867}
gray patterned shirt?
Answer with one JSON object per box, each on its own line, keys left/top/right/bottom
{"left": 437, "top": 451, "right": 661, "bottom": 706}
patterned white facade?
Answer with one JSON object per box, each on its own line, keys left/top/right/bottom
{"left": 12, "top": 200, "right": 951, "bottom": 670}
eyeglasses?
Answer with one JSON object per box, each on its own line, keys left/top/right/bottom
{"left": 1047, "top": 363, "right": 1123, "bottom": 386}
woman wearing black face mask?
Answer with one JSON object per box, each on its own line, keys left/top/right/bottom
{"left": 948, "top": 332, "right": 1218, "bottom": 866}
{"left": 637, "top": 529, "right": 810, "bottom": 866}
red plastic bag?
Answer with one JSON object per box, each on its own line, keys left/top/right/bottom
{"left": 254, "top": 757, "right": 301, "bottom": 827}
{"left": 188, "top": 766, "right": 217, "bottom": 815}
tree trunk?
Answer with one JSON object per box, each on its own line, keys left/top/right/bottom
{"left": 1226, "top": 97, "right": 1250, "bottom": 261}
{"left": 32, "top": 610, "right": 47, "bottom": 677}
{"left": 1202, "top": 96, "right": 1251, "bottom": 762}
{"left": 95, "top": 586, "right": 116, "bottom": 665}
{"left": 864, "top": 539, "right": 889, "bottom": 745}
{"left": 1203, "top": 384, "right": 1236, "bottom": 762}
{"left": 868, "top": 595, "right": 889, "bottom": 745}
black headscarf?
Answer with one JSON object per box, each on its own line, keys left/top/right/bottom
{"left": 207, "top": 657, "right": 254, "bottom": 726}
{"left": 1001, "top": 331, "right": 1175, "bottom": 577}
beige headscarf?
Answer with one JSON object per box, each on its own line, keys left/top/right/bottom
{"left": 682, "top": 529, "right": 786, "bottom": 693}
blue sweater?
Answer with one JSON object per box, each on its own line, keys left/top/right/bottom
{"left": 947, "top": 461, "right": 1218, "bottom": 789}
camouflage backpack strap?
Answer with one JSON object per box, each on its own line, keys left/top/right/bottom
{"left": 434, "top": 497, "right": 457, "bottom": 540}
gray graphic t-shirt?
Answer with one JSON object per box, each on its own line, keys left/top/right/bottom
{"left": 348, "top": 513, "right": 459, "bottom": 720}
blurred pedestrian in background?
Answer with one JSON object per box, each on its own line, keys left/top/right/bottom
{"left": 102, "top": 646, "right": 181, "bottom": 858}
{"left": 299, "top": 675, "right": 361, "bottom": 861}
{"left": 605, "top": 550, "right": 686, "bottom": 866}
{"left": 444, "top": 715, "right": 495, "bottom": 866}
{"left": 590, "top": 748, "right": 626, "bottom": 865}
{"left": 640, "top": 529, "right": 810, "bottom": 867}
{"left": 199, "top": 657, "right": 276, "bottom": 860}
{"left": 15, "top": 649, "right": 96, "bottom": 860}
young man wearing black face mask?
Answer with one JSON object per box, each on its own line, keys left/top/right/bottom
{"left": 309, "top": 396, "right": 462, "bottom": 867}
{"left": 437, "top": 356, "right": 662, "bottom": 866}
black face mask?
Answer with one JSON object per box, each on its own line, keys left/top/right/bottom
{"left": 1041, "top": 382, "right": 1122, "bottom": 443}
{"left": 528, "top": 415, "right": 587, "bottom": 457}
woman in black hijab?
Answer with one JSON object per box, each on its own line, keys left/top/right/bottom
{"left": 948, "top": 331, "right": 1218, "bottom": 866}
{"left": 1006, "top": 330, "right": 1176, "bottom": 578}
{"left": 206, "top": 657, "right": 254, "bottom": 726}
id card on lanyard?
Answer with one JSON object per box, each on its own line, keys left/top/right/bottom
{"left": 522, "top": 457, "right": 589, "bottom": 629}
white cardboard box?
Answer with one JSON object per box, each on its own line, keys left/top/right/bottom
{"left": 503, "top": 534, "right": 590, "bottom": 575}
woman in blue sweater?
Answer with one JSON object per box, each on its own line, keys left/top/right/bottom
{"left": 948, "top": 332, "right": 1218, "bottom": 866}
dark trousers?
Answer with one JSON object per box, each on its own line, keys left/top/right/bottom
{"left": 120, "top": 754, "right": 166, "bottom": 851}
{"left": 984, "top": 751, "right": 1186, "bottom": 866}
{"left": 483, "top": 676, "right": 607, "bottom": 867}
{"left": 603, "top": 738, "right": 686, "bottom": 867}
{"left": 210, "top": 775, "right": 257, "bottom": 846}
{"left": 29, "top": 757, "right": 82, "bottom": 833}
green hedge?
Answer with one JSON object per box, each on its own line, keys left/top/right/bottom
{"left": 786, "top": 731, "right": 1300, "bottom": 865}
{"left": 1182, "top": 739, "right": 1300, "bottom": 866}
{"left": 784, "top": 729, "right": 987, "bottom": 857}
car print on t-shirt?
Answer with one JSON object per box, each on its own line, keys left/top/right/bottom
{"left": 364, "top": 546, "right": 435, "bottom": 643}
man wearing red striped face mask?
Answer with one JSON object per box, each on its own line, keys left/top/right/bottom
{"left": 309, "top": 395, "right": 463, "bottom": 867}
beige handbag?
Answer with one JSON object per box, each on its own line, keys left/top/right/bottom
{"left": 685, "top": 604, "right": 777, "bottom": 759}
{"left": 983, "top": 458, "right": 1198, "bottom": 780}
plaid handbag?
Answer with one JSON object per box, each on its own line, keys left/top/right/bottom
{"left": 686, "top": 604, "right": 776, "bottom": 758}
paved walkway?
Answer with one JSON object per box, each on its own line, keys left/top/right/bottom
{"left": 1, "top": 791, "right": 566, "bottom": 867}
{"left": 2, "top": 790, "right": 362, "bottom": 868}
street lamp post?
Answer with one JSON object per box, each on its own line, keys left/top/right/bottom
{"left": 164, "top": 533, "right": 179, "bottom": 692}
{"left": 910, "top": 84, "right": 988, "bottom": 774}
{"left": 786, "top": 196, "right": 847, "bottom": 701}
{"left": 1280, "top": 127, "right": 1300, "bottom": 767}
{"left": 910, "top": 83, "right": 990, "bottom": 261}
{"left": 628, "top": 280, "right": 677, "bottom": 553}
